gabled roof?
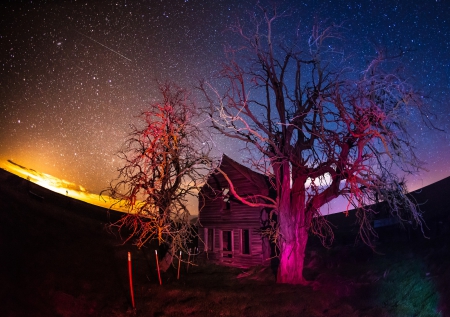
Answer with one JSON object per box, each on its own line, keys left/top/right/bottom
{"left": 218, "top": 154, "right": 270, "bottom": 194}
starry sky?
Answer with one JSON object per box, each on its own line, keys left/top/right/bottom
{"left": 1, "top": 0, "right": 449, "bottom": 197}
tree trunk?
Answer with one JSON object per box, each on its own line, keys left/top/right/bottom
{"left": 159, "top": 243, "right": 174, "bottom": 273}
{"left": 276, "top": 216, "right": 309, "bottom": 284}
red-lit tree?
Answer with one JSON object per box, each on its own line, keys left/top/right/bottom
{"left": 201, "top": 5, "right": 432, "bottom": 284}
{"left": 105, "top": 82, "right": 213, "bottom": 271}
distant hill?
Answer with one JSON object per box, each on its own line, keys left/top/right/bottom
{"left": 409, "top": 176, "right": 450, "bottom": 220}
{"left": 318, "top": 176, "right": 450, "bottom": 245}
{"left": 0, "top": 168, "right": 139, "bottom": 316}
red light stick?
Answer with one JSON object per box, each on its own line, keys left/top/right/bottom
{"left": 127, "top": 252, "right": 135, "bottom": 309}
{"left": 177, "top": 251, "right": 182, "bottom": 280}
{"left": 155, "top": 250, "right": 162, "bottom": 285}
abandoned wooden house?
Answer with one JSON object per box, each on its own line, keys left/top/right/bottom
{"left": 198, "top": 154, "right": 274, "bottom": 268}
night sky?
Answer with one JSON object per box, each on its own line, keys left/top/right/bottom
{"left": 1, "top": 0, "right": 449, "bottom": 197}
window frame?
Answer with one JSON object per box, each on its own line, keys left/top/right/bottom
{"left": 204, "top": 227, "right": 214, "bottom": 252}
{"left": 241, "top": 229, "right": 251, "bottom": 255}
{"left": 221, "top": 229, "right": 233, "bottom": 258}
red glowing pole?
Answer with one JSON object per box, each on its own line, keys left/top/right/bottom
{"left": 127, "top": 252, "right": 135, "bottom": 309}
{"left": 177, "top": 250, "right": 182, "bottom": 280}
{"left": 155, "top": 250, "right": 162, "bottom": 285}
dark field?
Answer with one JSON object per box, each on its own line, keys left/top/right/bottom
{"left": 0, "top": 169, "right": 448, "bottom": 317}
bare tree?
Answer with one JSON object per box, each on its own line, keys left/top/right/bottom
{"left": 104, "top": 82, "right": 213, "bottom": 271}
{"left": 201, "top": 5, "right": 432, "bottom": 284}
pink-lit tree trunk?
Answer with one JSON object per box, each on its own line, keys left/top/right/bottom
{"left": 274, "top": 162, "right": 309, "bottom": 284}
{"left": 202, "top": 4, "right": 429, "bottom": 284}
{"left": 276, "top": 206, "right": 309, "bottom": 284}
{"left": 277, "top": 225, "right": 308, "bottom": 284}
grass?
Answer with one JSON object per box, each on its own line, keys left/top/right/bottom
{"left": 0, "top": 169, "right": 446, "bottom": 317}
{"left": 372, "top": 255, "right": 439, "bottom": 316}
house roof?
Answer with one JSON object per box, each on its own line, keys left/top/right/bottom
{"left": 218, "top": 154, "right": 270, "bottom": 194}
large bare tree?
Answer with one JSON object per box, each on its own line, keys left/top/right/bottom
{"left": 104, "top": 82, "right": 213, "bottom": 271}
{"left": 201, "top": 5, "right": 432, "bottom": 284}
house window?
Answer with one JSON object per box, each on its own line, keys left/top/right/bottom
{"left": 222, "top": 230, "right": 233, "bottom": 258}
{"left": 242, "top": 229, "right": 250, "bottom": 255}
{"left": 207, "top": 228, "right": 214, "bottom": 251}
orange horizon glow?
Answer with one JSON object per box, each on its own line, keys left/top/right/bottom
{"left": 1, "top": 159, "right": 128, "bottom": 212}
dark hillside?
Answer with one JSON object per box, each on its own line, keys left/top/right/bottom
{"left": 0, "top": 168, "right": 141, "bottom": 316}
{"left": 319, "top": 176, "right": 450, "bottom": 244}
{"left": 410, "top": 177, "right": 450, "bottom": 224}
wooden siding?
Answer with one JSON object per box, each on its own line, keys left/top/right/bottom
{"left": 198, "top": 155, "right": 272, "bottom": 268}
{"left": 198, "top": 227, "right": 268, "bottom": 268}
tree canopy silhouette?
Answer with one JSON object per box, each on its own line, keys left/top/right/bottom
{"left": 104, "top": 82, "right": 213, "bottom": 271}
{"left": 201, "top": 4, "right": 433, "bottom": 284}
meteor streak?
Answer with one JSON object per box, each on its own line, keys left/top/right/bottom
{"left": 76, "top": 31, "right": 132, "bottom": 62}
